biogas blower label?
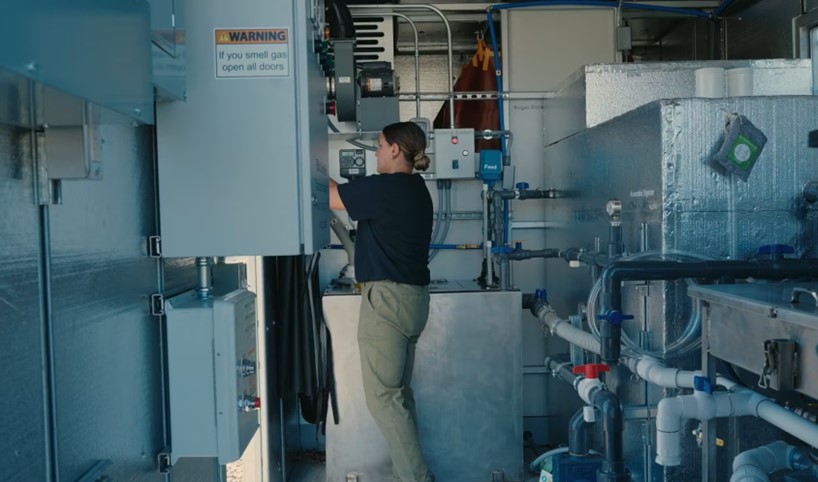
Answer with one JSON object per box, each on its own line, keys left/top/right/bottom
{"left": 215, "top": 28, "right": 290, "bottom": 78}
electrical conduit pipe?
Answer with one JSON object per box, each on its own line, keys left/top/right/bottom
{"left": 329, "top": 213, "right": 355, "bottom": 276}
{"left": 730, "top": 441, "right": 810, "bottom": 482}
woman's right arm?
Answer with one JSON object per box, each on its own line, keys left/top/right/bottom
{"left": 329, "top": 178, "right": 346, "bottom": 210}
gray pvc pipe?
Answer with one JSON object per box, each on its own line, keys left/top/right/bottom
{"left": 730, "top": 441, "right": 810, "bottom": 482}
{"left": 329, "top": 213, "right": 355, "bottom": 271}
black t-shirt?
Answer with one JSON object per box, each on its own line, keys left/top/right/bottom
{"left": 337, "top": 173, "right": 433, "bottom": 286}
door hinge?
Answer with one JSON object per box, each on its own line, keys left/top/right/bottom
{"left": 148, "top": 236, "right": 162, "bottom": 258}
{"left": 151, "top": 294, "right": 165, "bottom": 316}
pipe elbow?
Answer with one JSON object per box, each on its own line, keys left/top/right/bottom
{"left": 593, "top": 390, "right": 623, "bottom": 433}
{"left": 731, "top": 441, "right": 809, "bottom": 482}
{"left": 730, "top": 464, "right": 769, "bottom": 482}
{"left": 656, "top": 397, "right": 683, "bottom": 433}
{"left": 655, "top": 401, "right": 682, "bottom": 467}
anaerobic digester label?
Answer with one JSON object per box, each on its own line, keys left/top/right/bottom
{"left": 215, "top": 28, "right": 290, "bottom": 78}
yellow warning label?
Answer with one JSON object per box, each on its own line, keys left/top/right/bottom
{"left": 215, "top": 29, "right": 288, "bottom": 45}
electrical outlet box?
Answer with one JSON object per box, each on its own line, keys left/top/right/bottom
{"left": 433, "top": 128, "right": 476, "bottom": 179}
{"left": 165, "top": 289, "right": 259, "bottom": 465}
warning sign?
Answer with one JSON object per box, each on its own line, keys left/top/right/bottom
{"left": 214, "top": 28, "right": 290, "bottom": 78}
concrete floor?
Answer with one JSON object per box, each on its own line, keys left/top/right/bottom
{"left": 289, "top": 461, "right": 326, "bottom": 482}
{"left": 288, "top": 461, "right": 541, "bottom": 482}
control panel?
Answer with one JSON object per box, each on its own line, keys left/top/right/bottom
{"left": 165, "top": 288, "right": 259, "bottom": 466}
{"left": 432, "top": 128, "right": 476, "bottom": 179}
{"left": 339, "top": 149, "right": 367, "bottom": 180}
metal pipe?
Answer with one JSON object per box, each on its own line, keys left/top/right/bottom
{"left": 385, "top": 13, "right": 421, "bottom": 118}
{"left": 492, "top": 193, "right": 504, "bottom": 256}
{"left": 493, "top": 248, "right": 560, "bottom": 261}
{"left": 31, "top": 81, "right": 58, "bottom": 481}
{"left": 608, "top": 223, "right": 624, "bottom": 258}
{"left": 349, "top": 4, "right": 455, "bottom": 127}
{"left": 489, "top": 0, "right": 711, "bottom": 18}
{"left": 196, "top": 257, "right": 213, "bottom": 299}
{"left": 398, "top": 91, "right": 554, "bottom": 101}
{"left": 499, "top": 256, "right": 511, "bottom": 290}
{"left": 429, "top": 181, "right": 452, "bottom": 263}
{"left": 477, "top": 129, "right": 515, "bottom": 165}
{"left": 482, "top": 183, "right": 492, "bottom": 285}
{"left": 491, "top": 188, "right": 557, "bottom": 200}
{"left": 429, "top": 182, "right": 445, "bottom": 259}
{"left": 329, "top": 214, "right": 355, "bottom": 278}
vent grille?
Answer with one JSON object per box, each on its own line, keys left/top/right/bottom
{"left": 353, "top": 17, "right": 393, "bottom": 64}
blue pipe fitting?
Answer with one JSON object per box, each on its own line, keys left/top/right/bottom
{"left": 516, "top": 182, "right": 529, "bottom": 190}
{"left": 535, "top": 288, "right": 547, "bottom": 303}
{"left": 693, "top": 376, "right": 713, "bottom": 394}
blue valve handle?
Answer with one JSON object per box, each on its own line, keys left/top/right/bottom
{"left": 693, "top": 376, "right": 713, "bottom": 394}
{"left": 596, "top": 310, "right": 634, "bottom": 326}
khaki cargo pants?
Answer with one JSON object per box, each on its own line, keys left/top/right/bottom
{"left": 358, "top": 280, "right": 433, "bottom": 482}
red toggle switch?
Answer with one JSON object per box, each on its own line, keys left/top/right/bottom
{"left": 572, "top": 363, "right": 610, "bottom": 379}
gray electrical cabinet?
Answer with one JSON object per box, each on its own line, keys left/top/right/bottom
{"left": 156, "top": 0, "right": 329, "bottom": 257}
{"left": 432, "top": 128, "right": 476, "bottom": 179}
{"left": 165, "top": 289, "right": 259, "bottom": 465}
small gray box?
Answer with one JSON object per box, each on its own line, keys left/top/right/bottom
{"left": 166, "top": 289, "right": 259, "bottom": 465}
{"left": 432, "top": 128, "right": 475, "bottom": 179}
{"left": 357, "top": 97, "right": 399, "bottom": 132}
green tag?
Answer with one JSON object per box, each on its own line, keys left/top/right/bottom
{"left": 727, "top": 134, "right": 760, "bottom": 170}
